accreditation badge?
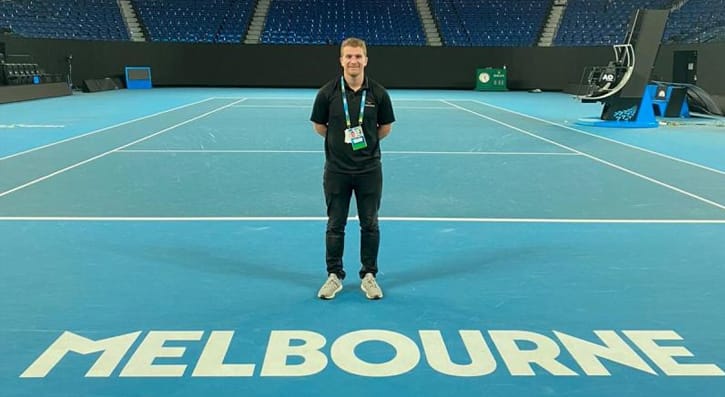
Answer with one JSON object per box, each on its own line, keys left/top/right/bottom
{"left": 346, "top": 126, "right": 367, "bottom": 151}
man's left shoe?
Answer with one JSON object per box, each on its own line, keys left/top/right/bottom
{"left": 360, "top": 273, "right": 383, "bottom": 300}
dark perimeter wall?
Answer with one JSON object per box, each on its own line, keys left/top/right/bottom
{"left": 2, "top": 37, "right": 724, "bottom": 99}
{"left": 651, "top": 42, "right": 725, "bottom": 110}
{"left": 0, "top": 37, "right": 612, "bottom": 90}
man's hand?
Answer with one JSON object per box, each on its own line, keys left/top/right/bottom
{"left": 312, "top": 122, "right": 328, "bottom": 137}
{"left": 378, "top": 123, "right": 392, "bottom": 139}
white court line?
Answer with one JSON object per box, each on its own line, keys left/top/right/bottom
{"left": 230, "top": 104, "right": 454, "bottom": 109}
{"left": 394, "top": 106, "right": 456, "bottom": 110}
{"left": 117, "top": 149, "right": 579, "bottom": 156}
{"left": 210, "top": 96, "right": 454, "bottom": 102}
{"left": 470, "top": 99, "right": 725, "bottom": 176}
{"left": 0, "top": 328, "right": 107, "bottom": 334}
{"left": 0, "top": 216, "right": 723, "bottom": 224}
{"left": 0, "top": 99, "right": 247, "bottom": 199}
{"left": 230, "top": 104, "right": 313, "bottom": 108}
{"left": 0, "top": 124, "right": 65, "bottom": 128}
{"left": 0, "top": 97, "right": 217, "bottom": 162}
{"left": 119, "top": 149, "right": 323, "bottom": 154}
{"left": 442, "top": 100, "right": 725, "bottom": 211}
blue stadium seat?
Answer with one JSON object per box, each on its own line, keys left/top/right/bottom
{"left": 663, "top": 0, "right": 725, "bottom": 44}
{"left": 429, "top": 0, "right": 549, "bottom": 47}
{"left": 0, "top": 0, "right": 129, "bottom": 41}
{"left": 132, "top": 0, "right": 255, "bottom": 43}
{"left": 554, "top": 0, "right": 672, "bottom": 46}
{"left": 260, "top": 0, "right": 426, "bottom": 46}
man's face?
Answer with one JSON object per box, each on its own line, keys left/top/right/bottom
{"left": 340, "top": 45, "right": 368, "bottom": 78}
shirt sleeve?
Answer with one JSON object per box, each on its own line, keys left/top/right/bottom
{"left": 310, "top": 89, "right": 329, "bottom": 124}
{"left": 377, "top": 89, "right": 395, "bottom": 125}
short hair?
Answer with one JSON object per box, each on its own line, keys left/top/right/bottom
{"left": 340, "top": 37, "right": 367, "bottom": 57}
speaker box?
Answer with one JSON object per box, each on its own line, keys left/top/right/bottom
{"left": 82, "top": 77, "right": 123, "bottom": 92}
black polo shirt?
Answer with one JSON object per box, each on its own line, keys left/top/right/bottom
{"left": 310, "top": 76, "right": 395, "bottom": 174}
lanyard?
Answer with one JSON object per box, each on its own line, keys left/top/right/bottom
{"left": 340, "top": 76, "right": 366, "bottom": 129}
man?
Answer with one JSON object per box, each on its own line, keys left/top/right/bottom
{"left": 310, "top": 37, "right": 395, "bottom": 300}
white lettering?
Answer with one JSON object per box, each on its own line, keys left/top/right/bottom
{"left": 554, "top": 330, "right": 656, "bottom": 375}
{"left": 489, "top": 330, "right": 577, "bottom": 376}
{"left": 20, "top": 329, "right": 724, "bottom": 379}
{"left": 331, "top": 330, "right": 419, "bottom": 377}
{"left": 20, "top": 331, "right": 141, "bottom": 378}
{"left": 120, "top": 331, "right": 203, "bottom": 377}
{"left": 419, "top": 330, "right": 496, "bottom": 376}
{"left": 191, "top": 331, "right": 255, "bottom": 377}
{"left": 260, "top": 330, "right": 327, "bottom": 376}
{"left": 624, "top": 330, "right": 725, "bottom": 376}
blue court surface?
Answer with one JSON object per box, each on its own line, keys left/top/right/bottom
{"left": 1, "top": 88, "right": 724, "bottom": 397}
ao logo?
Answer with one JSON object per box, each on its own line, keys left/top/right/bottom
{"left": 479, "top": 72, "right": 491, "bottom": 83}
{"left": 601, "top": 73, "right": 615, "bottom": 82}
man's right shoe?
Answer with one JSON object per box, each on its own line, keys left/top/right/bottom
{"left": 360, "top": 273, "right": 383, "bottom": 300}
{"left": 317, "top": 273, "right": 342, "bottom": 299}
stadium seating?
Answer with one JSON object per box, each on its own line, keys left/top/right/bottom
{"left": 131, "top": 0, "right": 255, "bottom": 43}
{"left": 554, "top": 0, "right": 672, "bottom": 46}
{"left": 0, "top": 0, "right": 129, "bottom": 41}
{"left": 1, "top": 61, "right": 64, "bottom": 86}
{"left": 664, "top": 0, "right": 725, "bottom": 44}
{"left": 429, "top": 0, "right": 550, "bottom": 47}
{"left": 1, "top": 0, "right": 724, "bottom": 46}
{"left": 260, "top": 0, "right": 425, "bottom": 45}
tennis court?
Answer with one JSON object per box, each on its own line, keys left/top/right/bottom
{"left": 1, "top": 88, "right": 723, "bottom": 397}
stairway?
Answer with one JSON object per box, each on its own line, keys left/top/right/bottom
{"left": 415, "top": 0, "right": 442, "bottom": 46}
{"left": 537, "top": 0, "right": 567, "bottom": 47}
{"left": 118, "top": 0, "right": 146, "bottom": 42}
{"left": 243, "top": 0, "right": 271, "bottom": 44}
{"left": 670, "top": 0, "right": 690, "bottom": 11}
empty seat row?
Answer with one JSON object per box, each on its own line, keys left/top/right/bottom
{"left": 430, "top": 0, "right": 549, "bottom": 47}
{"left": 0, "top": 0, "right": 128, "bottom": 41}
{"left": 260, "top": 0, "right": 425, "bottom": 45}
{"left": 131, "top": 0, "right": 255, "bottom": 43}
{"left": 1, "top": 62, "right": 63, "bottom": 86}
{"left": 554, "top": 0, "right": 672, "bottom": 46}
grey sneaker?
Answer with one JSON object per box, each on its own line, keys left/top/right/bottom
{"left": 360, "top": 273, "right": 383, "bottom": 300}
{"left": 318, "top": 274, "right": 342, "bottom": 299}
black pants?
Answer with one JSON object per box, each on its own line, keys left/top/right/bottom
{"left": 323, "top": 167, "right": 382, "bottom": 280}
